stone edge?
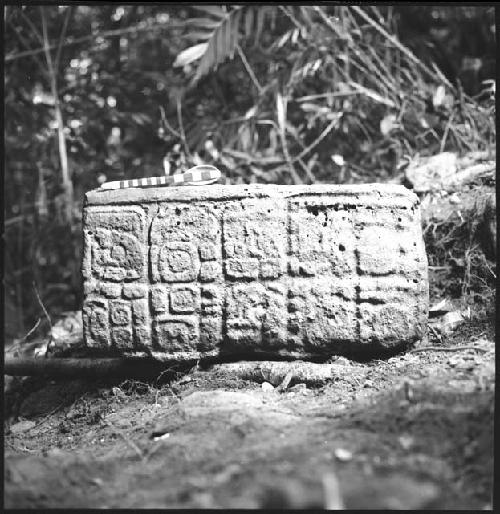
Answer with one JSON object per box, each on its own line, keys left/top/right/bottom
{"left": 85, "top": 183, "right": 419, "bottom": 207}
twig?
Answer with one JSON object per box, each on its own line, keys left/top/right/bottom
{"left": 159, "top": 106, "right": 181, "bottom": 139}
{"left": 409, "top": 345, "right": 490, "bottom": 354}
{"left": 118, "top": 432, "right": 144, "bottom": 459}
{"left": 276, "top": 91, "right": 302, "bottom": 184}
{"left": 350, "top": 6, "right": 453, "bottom": 89}
{"left": 27, "top": 401, "right": 67, "bottom": 433}
{"left": 294, "top": 91, "right": 359, "bottom": 102}
{"left": 33, "top": 281, "right": 52, "bottom": 346}
{"left": 40, "top": 6, "right": 73, "bottom": 224}
{"left": 296, "top": 157, "right": 316, "bottom": 183}
{"left": 5, "top": 318, "right": 41, "bottom": 357}
{"left": 8, "top": 19, "right": 48, "bottom": 77}
{"left": 292, "top": 117, "right": 339, "bottom": 163}
{"left": 365, "top": 43, "right": 400, "bottom": 92}
{"left": 22, "top": 318, "right": 42, "bottom": 343}
{"left": 5, "top": 21, "right": 184, "bottom": 62}
{"left": 176, "top": 97, "right": 191, "bottom": 158}
{"left": 285, "top": 121, "right": 316, "bottom": 181}
{"left": 313, "top": 6, "right": 346, "bottom": 38}
{"left": 439, "top": 109, "right": 455, "bottom": 153}
{"left": 55, "top": 6, "right": 72, "bottom": 73}
{"left": 154, "top": 364, "right": 184, "bottom": 385}
{"left": 427, "top": 325, "right": 443, "bottom": 344}
{"left": 19, "top": 9, "right": 44, "bottom": 45}
{"left": 278, "top": 6, "right": 305, "bottom": 32}
{"left": 236, "top": 44, "right": 263, "bottom": 94}
{"left": 276, "top": 371, "right": 294, "bottom": 392}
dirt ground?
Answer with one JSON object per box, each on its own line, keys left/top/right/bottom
{"left": 4, "top": 312, "right": 494, "bottom": 510}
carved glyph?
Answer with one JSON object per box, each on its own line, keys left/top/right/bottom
{"left": 82, "top": 184, "right": 428, "bottom": 359}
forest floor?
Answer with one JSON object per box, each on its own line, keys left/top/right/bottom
{"left": 4, "top": 311, "right": 495, "bottom": 509}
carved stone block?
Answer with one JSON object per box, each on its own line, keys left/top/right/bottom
{"left": 82, "top": 184, "right": 428, "bottom": 359}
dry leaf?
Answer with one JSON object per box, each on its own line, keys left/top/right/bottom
{"left": 380, "top": 114, "right": 398, "bottom": 136}
{"left": 432, "top": 85, "right": 446, "bottom": 108}
{"left": 331, "top": 154, "right": 345, "bottom": 166}
{"left": 173, "top": 43, "right": 208, "bottom": 68}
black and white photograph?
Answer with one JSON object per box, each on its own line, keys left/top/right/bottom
{"left": 4, "top": 4, "right": 496, "bottom": 509}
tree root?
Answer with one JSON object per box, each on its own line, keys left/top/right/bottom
{"left": 200, "top": 360, "right": 348, "bottom": 387}
{"left": 409, "top": 345, "right": 490, "bottom": 354}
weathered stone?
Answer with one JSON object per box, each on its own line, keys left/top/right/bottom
{"left": 101, "top": 283, "right": 122, "bottom": 298}
{"left": 122, "top": 283, "right": 148, "bottom": 299}
{"left": 82, "top": 184, "right": 428, "bottom": 359}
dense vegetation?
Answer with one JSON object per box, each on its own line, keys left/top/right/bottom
{"left": 4, "top": 5, "right": 496, "bottom": 338}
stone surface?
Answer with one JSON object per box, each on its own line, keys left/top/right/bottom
{"left": 82, "top": 184, "right": 428, "bottom": 360}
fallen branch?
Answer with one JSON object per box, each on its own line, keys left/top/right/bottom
{"left": 4, "top": 357, "right": 169, "bottom": 378}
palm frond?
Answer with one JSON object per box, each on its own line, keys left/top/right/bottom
{"left": 193, "top": 6, "right": 243, "bottom": 82}
{"left": 175, "top": 6, "right": 278, "bottom": 85}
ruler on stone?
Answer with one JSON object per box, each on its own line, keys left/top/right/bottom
{"left": 99, "top": 165, "right": 221, "bottom": 190}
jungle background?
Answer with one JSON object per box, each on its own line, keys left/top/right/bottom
{"left": 4, "top": 5, "right": 496, "bottom": 349}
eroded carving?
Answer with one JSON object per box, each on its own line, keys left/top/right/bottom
{"left": 82, "top": 185, "right": 428, "bottom": 359}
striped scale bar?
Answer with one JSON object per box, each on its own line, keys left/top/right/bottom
{"left": 99, "top": 165, "right": 221, "bottom": 190}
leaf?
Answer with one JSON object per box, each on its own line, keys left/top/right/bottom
{"left": 429, "top": 298, "right": 454, "bottom": 317}
{"left": 163, "top": 157, "right": 170, "bottom": 175}
{"left": 193, "top": 5, "right": 226, "bottom": 19}
{"left": 216, "top": 16, "right": 224, "bottom": 65}
{"left": 239, "top": 125, "right": 252, "bottom": 152}
{"left": 259, "top": 156, "right": 284, "bottom": 164}
{"left": 223, "top": 148, "right": 252, "bottom": 161}
{"left": 187, "top": 18, "right": 222, "bottom": 29}
{"left": 439, "top": 310, "right": 466, "bottom": 335}
{"left": 174, "top": 43, "right": 208, "bottom": 67}
{"left": 184, "top": 30, "right": 215, "bottom": 42}
{"left": 380, "top": 113, "right": 398, "bottom": 136}
{"left": 224, "top": 9, "right": 231, "bottom": 61}
{"left": 299, "top": 6, "right": 315, "bottom": 27}
{"left": 230, "top": 8, "right": 241, "bottom": 59}
{"left": 350, "top": 82, "right": 396, "bottom": 108}
{"left": 254, "top": 6, "right": 267, "bottom": 46}
{"left": 300, "top": 102, "right": 329, "bottom": 114}
{"left": 432, "top": 85, "right": 446, "bottom": 109}
{"left": 331, "top": 154, "right": 345, "bottom": 166}
{"left": 268, "top": 129, "right": 278, "bottom": 152}
{"left": 285, "top": 122, "right": 301, "bottom": 139}
{"left": 193, "top": 7, "right": 244, "bottom": 83}
{"left": 269, "top": 5, "right": 277, "bottom": 30}
{"left": 244, "top": 7, "right": 254, "bottom": 38}
{"left": 244, "top": 106, "right": 257, "bottom": 119}
{"left": 276, "top": 31, "right": 291, "bottom": 48}
{"left": 276, "top": 92, "right": 287, "bottom": 134}
{"left": 35, "top": 167, "right": 48, "bottom": 219}
{"left": 186, "top": 6, "right": 274, "bottom": 83}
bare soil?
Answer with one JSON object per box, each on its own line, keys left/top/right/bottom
{"left": 4, "top": 316, "right": 494, "bottom": 509}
